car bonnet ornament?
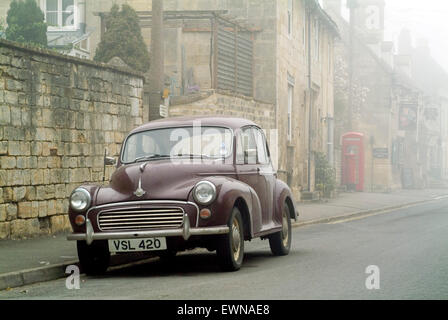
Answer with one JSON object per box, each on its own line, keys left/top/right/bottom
{"left": 134, "top": 163, "right": 148, "bottom": 197}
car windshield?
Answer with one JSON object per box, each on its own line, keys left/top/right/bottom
{"left": 121, "top": 126, "right": 233, "bottom": 164}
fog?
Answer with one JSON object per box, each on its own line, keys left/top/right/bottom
{"left": 339, "top": 0, "right": 448, "bottom": 72}
{"left": 384, "top": 0, "right": 448, "bottom": 73}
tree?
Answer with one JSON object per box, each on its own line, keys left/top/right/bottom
{"left": 0, "top": 18, "right": 5, "bottom": 34}
{"left": 94, "top": 4, "right": 150, "bottom": 73}
{"left": 5, "top": 0, "right": 47, "bottom": 47}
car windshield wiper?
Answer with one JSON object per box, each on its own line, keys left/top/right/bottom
{"left": 134, "top": 154, "right": 171, "bottom": 163}
{"left": 177, "top": 154, "right": 223, "bottom": 159}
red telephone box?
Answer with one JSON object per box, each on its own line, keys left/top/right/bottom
{"left": 342, "top": 132, "right": 365, "bottom": 192}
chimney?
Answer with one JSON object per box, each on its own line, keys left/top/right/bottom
{"left": 381, "top": 41, "right": 394, "bottom": 67}
{"left": 394, "top": 54, "right": 413, "bottom": 78}
{"left": 415, "top": 38, "right": 430, "bottom": 58}
{"left": 398, "top": 28, "right": 413, "bottom": 55}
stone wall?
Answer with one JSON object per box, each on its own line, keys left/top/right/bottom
{"left": 169, "top": 90, "right": 275, "bottom": 131}
{"left": 0, "top": 39, "right": 144, "bottom": 239}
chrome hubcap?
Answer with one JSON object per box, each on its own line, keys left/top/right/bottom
{"left": 231, "top": 218, "right": 241, "bottom": 261}
{"left": 282, "top": 209, "right": 289, "bottom": 247}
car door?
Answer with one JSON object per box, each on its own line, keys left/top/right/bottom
{"left": 235, "top": 126, "right": 273, "bottom": 233}
{"left": 252, "top": 127, "right": 276, "bottom": 227}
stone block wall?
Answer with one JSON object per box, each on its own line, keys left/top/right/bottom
{"left": 0, "top": 39, "right": 144, "bottom": 239}
{"left": 169, "top": 90, "right": 275, "bottom": 132}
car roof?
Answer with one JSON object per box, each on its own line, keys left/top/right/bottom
{"left": 130, "top": 115, "right": 260, "bottom": 134}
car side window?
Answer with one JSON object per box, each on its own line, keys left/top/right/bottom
{"left": 236, "top": 132, "right": 244, "bottom": 165}
{"left": 238, "top": 127, "right": 258, "bottom": 165}
{"left": 253, "top": 128, "right": 269, "bottom": 165}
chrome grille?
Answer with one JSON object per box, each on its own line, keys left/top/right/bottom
{"left": 98, "top": 207, "right": 184, "bottom": 231}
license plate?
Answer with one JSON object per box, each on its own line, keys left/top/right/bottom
{"left": 108, "top": 238, "right": 167, "bottom": 253}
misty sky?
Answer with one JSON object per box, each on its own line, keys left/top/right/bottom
{"left": 339, "top": 0, "right": 448, "bottom": 72}
{"left": 384, "top": 0, "right": 448, "bottom": 72}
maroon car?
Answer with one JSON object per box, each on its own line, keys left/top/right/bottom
{"left": 67, "top": 116, "right": 298, "bottom": 274}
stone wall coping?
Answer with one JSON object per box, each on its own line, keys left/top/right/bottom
{"left": 215, "top": 89, "right": 273, "bottom": 105}
{"left": 0, "top": 38, "right": 145, "bottom": 80}
{"left": 169, "top": 89, "right": 274, "bottom": 106}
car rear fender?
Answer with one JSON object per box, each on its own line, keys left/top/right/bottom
{"left": 274, "top": 180, "right": 298, "bottom": 224}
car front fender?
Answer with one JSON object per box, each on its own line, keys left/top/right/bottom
{"left": 192, "top": 176, "right": 262, "bottom": 238}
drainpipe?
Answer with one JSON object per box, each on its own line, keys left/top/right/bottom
{"left": 328, "top": 117, "right": 334, "bottom": 167}
{"left": 148, "top": 0, "right": 164, "bottom": 120}
{"left": 307, "top": 6, "right": 313, "bottom": 192}
{"left": 78, "top": 0, "right": 86, "bottom": 33}
{"left": 347, "top": 0, "right": 357, "bottom": 131}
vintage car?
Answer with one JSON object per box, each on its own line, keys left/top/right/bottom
{"left": 67, "top": 116, "right": 298, "bottom": 274}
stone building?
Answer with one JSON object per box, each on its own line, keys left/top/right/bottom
{"left": 397, "top": 30, "right": 448, "bottom": 186}
{"left": 0, "top": 0, "right": 91, "bottom": 58}
{"left": 90, "top": 0, "right": 339, "bottom": 199}
{"left": 324, "top": 0, "right": 401, "bottom": 191}
{"left": 1, "top": 0, "right": 339, "bottom": 202}
{"left": 324, "top": 0, "right": 446, "bottom": 191}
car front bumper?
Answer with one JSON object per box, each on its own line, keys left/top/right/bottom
{"left": 67, "top": 214, "right": 229, "bottom": 245}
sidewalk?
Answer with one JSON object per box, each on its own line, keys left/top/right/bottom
{"left": 1, "top": 188, "right": 448, "bottom": 290}
{"left": 294, "top": 188, "right": 448, "bottom": 225}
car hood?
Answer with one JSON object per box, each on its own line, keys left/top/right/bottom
{"left": 95, "top": 159, "right": 234, "bottom": 206}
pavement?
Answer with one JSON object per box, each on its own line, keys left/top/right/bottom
{"left": 1, "top": 188, "right": 448, "bottom": 292}
{"left": 295, "top": 188, "right": 448, "bottom": 225}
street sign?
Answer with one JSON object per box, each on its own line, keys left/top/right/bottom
{"left": 399, "top": 104, "right": 418, "bottom": 131}
{"left": 159, "top": 104, "right": 168, "bottom": 118}
{"left": 373, "top": 148, "right": 389, "bottom": 159}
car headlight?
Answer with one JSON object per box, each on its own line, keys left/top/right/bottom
{"left": 70, "top": 188, "right": 91, "bottom": 212}
{"left": 193, "top": 181, "right": 217, "bottom": 205}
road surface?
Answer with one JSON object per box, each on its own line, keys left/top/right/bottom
{"left": 1, "top": 198, "right": 448, "bottom": 300}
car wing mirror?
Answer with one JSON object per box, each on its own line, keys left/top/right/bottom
{"left": 104, "top": 156, "right": 117, "bottom": 166}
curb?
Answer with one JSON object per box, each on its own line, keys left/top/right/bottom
{"left": 0, "top": 197, "right": 437, "bottom": 291}
{"left": 0, "top": 260, "right": 78, "bottom": 291}
{"left": 0, "top": 252, "right": 162, "bottom": 292}
{"left": 292, "top": 198, "right": 432, "bottom": 228}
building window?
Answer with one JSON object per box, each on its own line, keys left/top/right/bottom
{"left": 79, "top": 38, "right": 88, "bottom": 51}
{"left": 288, "top": 0, "right": 293, "bottom": 38}
{"left": 303, "top": 5, "right": 307, "bottom": 48}
{"left": 42, "top": 0, "right": 76, "bottom": 29}
{"left": 314, "top": 19, "right": 319, "bottom": 61}
{"left": 288, "top": 84, "right": 294, "bottom": 141}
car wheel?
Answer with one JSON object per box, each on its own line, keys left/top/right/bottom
{"left": 216, "top": 207, "right": 244, "bottom": 271}
{"left": 269, "top": 202, "right": 292, "bottom": 256}
{"left": 77, "top": 240, "right": 110, "bottom": 275}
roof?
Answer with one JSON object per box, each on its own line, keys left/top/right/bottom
{"left": 131, "top": 115, "right": 259, "bottom": 134}
{"left": 307, "top": 0, "right": 340, "bottom": 36}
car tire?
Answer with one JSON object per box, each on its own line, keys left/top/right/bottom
{"left": 216, "top": 207, "right": 245, "bottom": 271}
{"left": 77, "top": 240, "right": 110, "bottom": 275}
{"left": 269, "top": 202, "right": 292, "bottom": 256}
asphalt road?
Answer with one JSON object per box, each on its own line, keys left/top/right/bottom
{"left": 1, "top": 198, "right": 448, "bottom": 300}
